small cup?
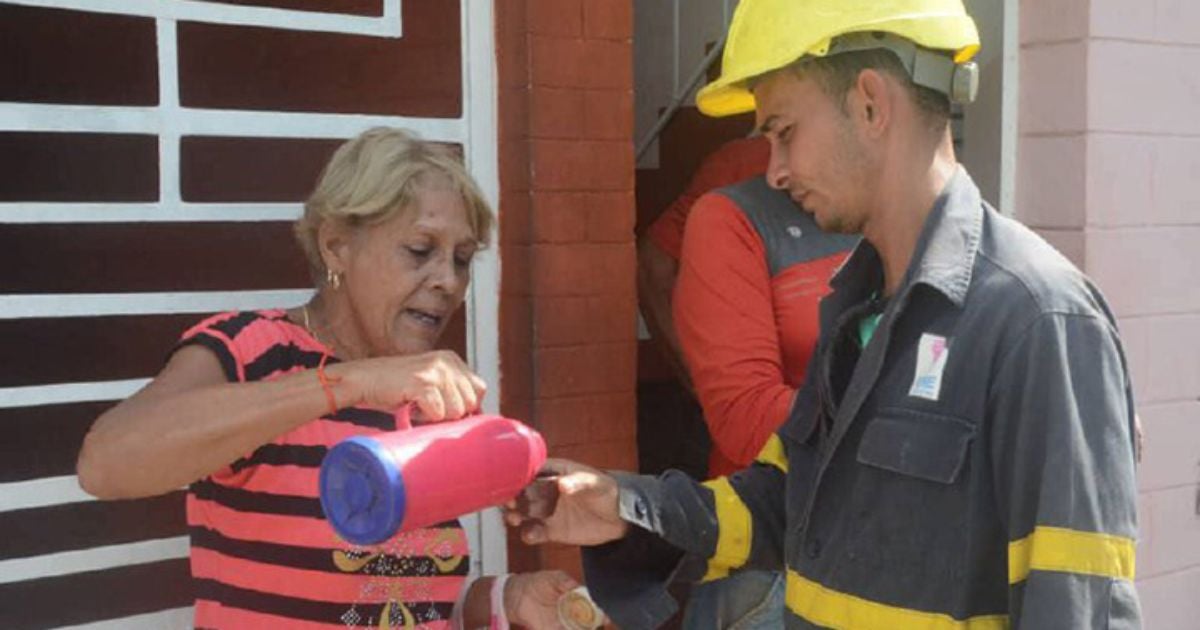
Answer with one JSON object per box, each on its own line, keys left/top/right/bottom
{"left": 557, "top": 586, "right": 605, "bottom": 630}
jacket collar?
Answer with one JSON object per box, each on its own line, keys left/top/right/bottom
{"left": 830, "top": 166, "right": 983, "bottom": 307}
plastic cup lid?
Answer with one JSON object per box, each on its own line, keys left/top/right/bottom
{"left": 318, "top": 436, "right": 405, "bottom": 546}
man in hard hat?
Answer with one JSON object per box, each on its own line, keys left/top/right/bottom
{"left": 508, "top": 1, "right": 1142, "bottom": 628}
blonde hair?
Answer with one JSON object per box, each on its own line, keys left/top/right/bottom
{"left": 294, "top": 127, "right": 495, "bottom": 279}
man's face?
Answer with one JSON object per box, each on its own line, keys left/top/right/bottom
{"left": 753, "top": 70, "right": 872, "bottom": 234}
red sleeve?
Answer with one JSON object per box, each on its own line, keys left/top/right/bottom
{"left": 175, "top": 311, "right": 246, "bottom": 383}
{"left": 673, "top": 192, "right": 794, "bottom": 471}
{"left": 646, "top": 136, "right": 771, "bottom": 261}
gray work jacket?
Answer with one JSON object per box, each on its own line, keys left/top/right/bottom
{"left": 583, "top": 168, "right": 1142, "bottom": 629}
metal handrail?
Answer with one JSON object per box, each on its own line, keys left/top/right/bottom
{"left": 635, "top": 31, "right": 728, "bottom": 161}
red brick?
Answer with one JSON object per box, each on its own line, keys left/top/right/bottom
{"left": 530, "top": 87, "right": 586, "bottom": 139}
{"left": 586, "top": 391, "right": 637, "bottom": 443}
{"left": 531, "top": 243, "right": 592, "bottom": 296}
{"left": 499, "top": 87, "right": 529, "bottom": 143}
{"left": 535, "top": 392, "right": 628, "bottom": 447}
{"left": 536, "top": 342, "right": 636, "bottom": 398}
{"left": 589, "top": 243, "right": 635, "bottom": 296}
{"left": 554, "top": 439, "right": 637, "bottom": 471}
{"left": 534, "top": 403, "right": 586, "bottom": 448}
{"left": 531, "top": 243, "right": 633, "bottom": 296}
{"left": 531, "top": 191, "right": 588, "bottom": 243}
{"left": 592, "top": 293, "right": 637, "bottom": 342}
{"left": 499, "top": 139, "right": 531, "bottom": 192}
{"left": 583, "top": 191, "right": 636, "bottom": 242}
{"left": 499, "top": 190, "right": 531, "bottom": 245}
{"left": 533, "top": 296, "right": 588, "bottom": 347}
{"left": 533, "top": 293, "right": 634, "bottom": 346}
{"left": 495, "top": 0, "right": 529, "bottom": 90}
{"left": 583, "top": 0, "right": 633, "bottom": 40}
{"left": 502, "top": 396, "right": 535, "bottom": 428}
{"left": 530, "top": 139, "right": 634, "bottom": 191}
{"left": 496, "top": 28, "right": 529, "bottom": 89}
{"left": 582, "top": 88, "right": 633, "bottom": 139}
{"left": 499, "top": 295, "right": 533, "bottom": 401}
{"left": 501, "top": 243, "right": 532, "bottom": 296}
{"left": 527, "top": 0, "right": 582, "bottom": 37}
{"left": 536, "top": 392, "right": 635, "bottom": 446}
{"left": 496, "top": 0, "right": 528, "bottom": 41}
{"left": 580, "top": 39, "right": 632, "bottom": 89}
{"left": 529, "top": 36, "right": 586, "bottom": 88}
{"left": 529, "top": 37, "right": 630, "bottom": 90}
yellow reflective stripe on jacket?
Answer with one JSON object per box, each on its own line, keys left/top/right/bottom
{"left": 700, "top": 477, "right": 752, "bottom": 582}
{"left": 1008, "top": 526, "right": 1136, "bottom": 584}
{"left": 754, "top": 434, "right": 788, "bottom": 473}
{"left": 786, "top": 571, "right": 1008, "bottom": 630}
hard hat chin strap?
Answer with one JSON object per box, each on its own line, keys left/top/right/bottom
{"left": 825, "top": 31, "right": 979, "bottom": 105}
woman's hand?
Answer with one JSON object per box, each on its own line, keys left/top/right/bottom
{"left": 504, "top": 570, "right": 579, "bottom": 629}
{"left": 336, "top": 350, "right": 487, "bottom": 421}
{"left": 504, "top": 459, "right": 629, "bottom": 547}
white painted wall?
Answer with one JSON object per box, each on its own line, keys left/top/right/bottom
{"left": 1018, "top": 0, "right": 1200, "bottom": 625}
{"left": 961, "top": 0, "right": 1019, "bottom": 214}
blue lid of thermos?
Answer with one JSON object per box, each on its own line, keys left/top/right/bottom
{"left": 319, "top": 436, "right": 406, "bottom": 545}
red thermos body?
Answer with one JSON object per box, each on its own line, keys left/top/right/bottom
{"left": 319, "top": 414, "right": 546, "bottom": 545}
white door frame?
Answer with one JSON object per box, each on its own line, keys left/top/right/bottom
{"left": 460, "top": 0, "right": 508, "bottom": 579}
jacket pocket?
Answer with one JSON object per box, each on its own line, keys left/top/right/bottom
{"left": 856, "top": 407, "right": 975, "bottom": 484}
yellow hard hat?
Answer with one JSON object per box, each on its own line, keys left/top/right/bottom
{"left": 696, "top": 0, "right": 982, "bottom": 117}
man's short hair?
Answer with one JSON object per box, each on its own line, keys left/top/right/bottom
{"left": 790, "top": 48, "right": 952, "bottom": 128}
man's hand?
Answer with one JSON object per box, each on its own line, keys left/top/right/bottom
{"left": 504, "top": 458, "right": 629, "bottom": 547}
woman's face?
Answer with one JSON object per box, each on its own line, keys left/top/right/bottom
{"left": 338, "top": 182, "right": 477, "bottom": 357}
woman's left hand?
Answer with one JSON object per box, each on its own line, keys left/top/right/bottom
{"left": 503, "top": 570, "right": 579, "bottom": 629}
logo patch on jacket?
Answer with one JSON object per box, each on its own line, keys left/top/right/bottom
{"left": 909, "top": 333, "right": 949, "bottom": 401}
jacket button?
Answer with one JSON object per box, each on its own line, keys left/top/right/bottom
{"left": 807, "top": 538, "right": 823, "bottom": 559}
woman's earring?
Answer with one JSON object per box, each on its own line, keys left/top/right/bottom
{"left": 326, "top": 268, "right": 341, "bottom": 290}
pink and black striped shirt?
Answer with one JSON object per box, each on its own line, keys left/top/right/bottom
{"left": 178, "top": 310, "right": 469, "bottom": 629}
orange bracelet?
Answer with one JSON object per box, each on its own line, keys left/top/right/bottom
{"left": 317, "top": 352, "right": 343, "bottom": 416}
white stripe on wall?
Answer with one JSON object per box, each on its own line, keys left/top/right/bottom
{"left": 158, "top": 18, "right": 182, "bottom": 207}
{"left": 0, "top": 202, "right": 303, "bottom": 223}
{"left": 0, "top": 289, "right": 314, "bottom": 319}
{"left": 53, "top": 607, "right": 194, "bottom": 630}
{"left": 0, "top": 536, "right": 189, "bottom": 585}
{"left": 0, "top": 102, "right": 467, "bottom": 143}
{"left": 0, "top": 379, "right": 150, "bottom": 409}
{"left": 3, "top": 0, "right": 402, "bottom": 37}
{"left": 0, "top": 475, "right": 96, "bottom": 513}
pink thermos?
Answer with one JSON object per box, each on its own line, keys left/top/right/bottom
{"left": 319, "top": 414, "right": 546, "bottom": 545}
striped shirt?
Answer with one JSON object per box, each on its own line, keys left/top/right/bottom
{"left": 178, "top": 310, "right": 469, "bottom": 629}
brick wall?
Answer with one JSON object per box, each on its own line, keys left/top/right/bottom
{"left": 495, "top": 0, "right": 638, "bottom": 577}
{"left": 1019, "top": 1, "right": 1200, "bottom": 626}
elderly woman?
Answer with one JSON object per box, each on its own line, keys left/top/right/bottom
{"left": 77, "top": 128, "right": 574, "bottom": 629}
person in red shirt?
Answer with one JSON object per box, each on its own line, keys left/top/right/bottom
{"left": 641, "top": 135, "right": 856, "bottom": 477}
{"left": 639, "top": 137, "right": 771, "bottom": 394}
{"left": 638, "top": 135, "right": 857, "bottom": 628}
